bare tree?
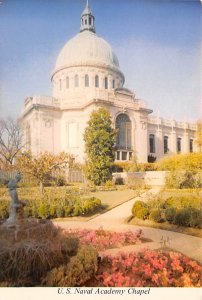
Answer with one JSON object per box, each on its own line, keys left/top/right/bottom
{"left": 0, "top": 118, "right": 25, "bottom": 167}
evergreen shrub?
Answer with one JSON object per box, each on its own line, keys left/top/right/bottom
{"left": 165, "top": 207, "right": 176, "bottom": 222}
{"left": 131, "top": 190, "right": 202, "bottom": 228}
{"left": 42, "top": 245, "right": 98, "bottom": 287}
{"left": 0, "top": 202, "right": 9, "bottom": 219}
{"left": 173, "top": 208, "right": 192, "bottom": 227}
{"left": 0, "top": 226, "right": 79, "bottom": 286}
{"left": 132, "top": 201, "right": 147, "bottom": 217}
{"left": 135, "top": 207, "right": 149, "bottom": 220}
{"left": 149, "top": 209, "right": 164, "bottom": 223}
{"left": 189, "top": 209, "right": 202, "bottom": 228}
{"left": 56, "top": 207, "right": 65, "bottom": 218}
{"left": 165, "top": 171, "right": 201, "bottom": 189}
{"left": 84, "top": 108, "right": 117, "bottom": 185}
{"left": 0, "top": 192, "right": 102, "bottom": 220}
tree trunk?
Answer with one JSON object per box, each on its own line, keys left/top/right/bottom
{"left": 39, "top": 181, "right": 45, "bottom": 193}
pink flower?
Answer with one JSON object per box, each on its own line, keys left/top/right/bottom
{"left": 65, "top": 228, "right": 142, "bottom": 251}
{"left": 144, "top": 265, "right": 152, "bottom": 277}
{"left": 151, "top": 273, "right": 159, "bottom": 285}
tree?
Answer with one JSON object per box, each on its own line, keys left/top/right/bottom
{"left": 83, "top": 108, "right": 117, "bottom": 185}
{"left": 195, "top": 120, "right": 202, "bottom": 152}
{"left": 0, "top": 118, "right": 24, "bottom": 168}
{"left": 16, "top": 151, "right": 73, "bottom": 192}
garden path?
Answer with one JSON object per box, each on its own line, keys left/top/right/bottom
{"left": 54, "top": 188, "right": 202, "bottom": 263}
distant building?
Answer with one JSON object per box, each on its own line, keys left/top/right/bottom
{"left": 21, "top": 1, "right": 196, "bottom": 163}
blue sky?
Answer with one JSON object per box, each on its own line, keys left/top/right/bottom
{"left": 0, "top": 0, "right": 201, "bottom": 122}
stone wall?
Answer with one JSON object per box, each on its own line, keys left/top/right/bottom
{"left": 144, "top": 171, "right": 167, "bottom": 187}
{"left": 113, "top": 171, "right": 167, "bottom": 187}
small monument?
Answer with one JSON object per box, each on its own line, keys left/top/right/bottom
{"left": 5, "top": 172, "right": 26, "bottom": 225}
{"left": 0, "top": 171, "right": 53, "bottom": 242}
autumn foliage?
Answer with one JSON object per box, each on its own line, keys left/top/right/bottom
{"left": 16, "top": 151, "right": 73, "bottom": 191}
{"left": 156, "top": 152, "right": 202, "bottom": 171}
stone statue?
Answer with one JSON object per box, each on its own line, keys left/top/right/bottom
{"left": 6, "top": 172, "right": 26, "bottom": 225}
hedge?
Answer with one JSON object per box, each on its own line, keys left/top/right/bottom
{"left": 0, "top": 195, "right": 102, "bottom": 220}
{"left": 132, "top": 191, "right": 202, "bottom": 228}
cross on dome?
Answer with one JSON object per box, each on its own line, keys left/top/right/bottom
{"left": 80, "top": 0, "right": 96, "bottom": 33}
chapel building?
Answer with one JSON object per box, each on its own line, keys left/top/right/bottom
{"left": 21, "top": 1, "right": 196, "bottom": 163}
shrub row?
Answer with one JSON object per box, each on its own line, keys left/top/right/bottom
{"left": 113, "top": 162, "right": 157, "bottom": 172}
{"left": 156, "top": 153, "right": 202, "bottom": 172}
{"left": 114, "top": 153, "right": 202, "bottom": 173}
{"left": 165, "top": 170, "right": 202, "bottom": 189}
{"left": 132, "top": 196, "right": 202, "bottom": 228}
{"left": 0, "top": 195, "right": 102, "bottom": 220}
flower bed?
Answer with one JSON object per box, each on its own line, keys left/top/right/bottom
{"left": 94, "top": 249, "right": 202, "bottom": 287}
{"left": 64, "top": 228, "right": 142, "bottom": 251}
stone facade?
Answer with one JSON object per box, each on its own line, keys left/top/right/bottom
{"left": 21, "top": 1, "right": 196, "bottom": 163}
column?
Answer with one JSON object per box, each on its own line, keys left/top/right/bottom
{"left": 183, "top": 131, "right": 189, "bottom": 153}
{"left": 171, "top": 130, "right": 177, "bottom": 154}
{"left": 135, "top": 115, "right": 148, "bottom": 163}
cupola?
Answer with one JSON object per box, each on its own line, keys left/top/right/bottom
{"left": 80, "top": 0, "right": 95, "bottom": 33}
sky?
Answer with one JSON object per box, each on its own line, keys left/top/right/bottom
{"left": 0, "top": 0, "right": 201, "bottom": 122}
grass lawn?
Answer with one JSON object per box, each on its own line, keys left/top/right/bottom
{"left": 127, "top": 217, "right": 202, "bottom": 238}
{"left": 0, "top": 185, "right": 142, "bottom": 222}
{"left": 90, "top": 189, "right": 140, "bottom": 210}
{"left": 55, "top": 188, "right": 141, "bottom": 222}
{"left": 0, "top": 186, "right": 138, "bottom": 203}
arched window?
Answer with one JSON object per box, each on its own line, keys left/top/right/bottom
{"left": 85, "top": 74, "right": 89, "bottom": 87}
{"left": 74, "top": 75, "right": 79, "bottom": 87}
{"left": 115, "top": 114, "right": 132, "bottom": 149}
{"left": 149, "top": 134, "right": 155, "bottom": 153}
{"left": 104, "top": 77, "right": 108, "bottom": 89}
{"left": 112, "top": 79, "right": 115, "bottom": 89}
{"left": 66, "top": 76, "right": 69, "bottom": 89}
{"left": 95, "top": 75, "right": 99, "bottom": 87}
{"left": 89, "top": 17, "right": 92, "bottom": 25}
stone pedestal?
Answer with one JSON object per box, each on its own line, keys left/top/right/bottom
{"left": 0, "top": 219, "right": 54, "bottom": 243}
{"left": 0, "top": 172, "right": 56, "bottom": 244}
{"left": 5, "top": 202, "right": 26, "bottom": 226}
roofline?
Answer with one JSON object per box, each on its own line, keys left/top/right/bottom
{"left": 21, "top": 98, "right": 152, "bottom": 119}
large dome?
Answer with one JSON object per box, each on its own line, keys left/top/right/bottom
{"left": 54, "top": 30, "right": 120, "bottom": 73}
